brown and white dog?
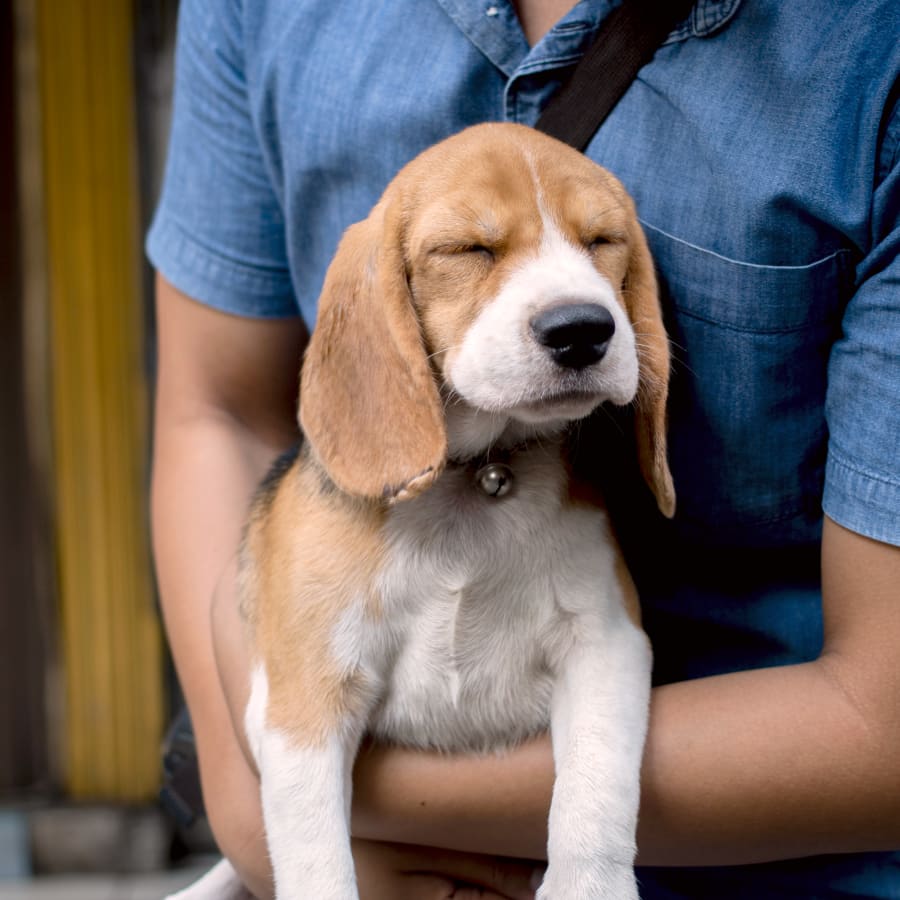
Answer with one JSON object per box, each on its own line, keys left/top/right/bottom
{"left": 171, "top": 122, "right": 674, "bottom": 900}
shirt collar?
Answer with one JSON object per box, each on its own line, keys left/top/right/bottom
{"left": 435, "top": 0, "right": 743, "bottom": 79}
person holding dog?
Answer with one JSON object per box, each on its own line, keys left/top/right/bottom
{"left": 148, "top": 0, "right": 900, "bottom": 897}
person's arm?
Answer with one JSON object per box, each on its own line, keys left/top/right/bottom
{"left": 152, "top": 274, "right": 306, "bottom": 898}
{"left": 639, "top": 518, "right": 900, "bottom": 865}
{"left": 350, "top": 517, "right": 900, "bottom": 865}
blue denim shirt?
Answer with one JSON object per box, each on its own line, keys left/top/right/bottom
{"left": 148, "top": 0, "right": 900, "bottom": 895}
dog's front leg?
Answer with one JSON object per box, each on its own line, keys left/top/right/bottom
{"left": 246, "top": 666, "right": 371, "bottom": 900}
{"left": 536, "top": 616, "right": 652, "bottom": 900}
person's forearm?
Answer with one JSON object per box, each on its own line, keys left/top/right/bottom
{"left": 352, "top": 733, "right": 554, "bottom": 861}
{"left": 152, "top": 411, "right": 277, "bottom": 734}
{"left": 639, "top": 658, "right": 900, "bottom": 865}
{"left": 352, "top": 657, "right": 900, "bottom": 866}
{"left": 151, "top": 277, "right": 308, "bottom": 898}
{"left": 151, "top": 411, "right": 285, "bottom": 898}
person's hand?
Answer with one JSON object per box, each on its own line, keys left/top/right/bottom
{"left": 353, "top": 838, "right": 540, "bottom": 900}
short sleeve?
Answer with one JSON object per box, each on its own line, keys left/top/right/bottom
{"left": 146, "top": 0, "right": 297, "bottom": 317}
{"left": 823, "top": 102, "right": 900, "bottom": 546}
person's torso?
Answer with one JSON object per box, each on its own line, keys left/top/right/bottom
{"left": 240, "top": 0, "right": 896, "bottom": 645}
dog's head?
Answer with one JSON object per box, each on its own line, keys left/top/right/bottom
{"left": 300, "top": 123, "right": 674, "bottom": 516}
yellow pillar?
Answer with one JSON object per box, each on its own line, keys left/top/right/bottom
{"left": 35, "top": 0, "right": 164, "bottom": 800}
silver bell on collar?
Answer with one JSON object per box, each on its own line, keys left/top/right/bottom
{"left": 474, "top": 462, "right": 514, "bottom": 498}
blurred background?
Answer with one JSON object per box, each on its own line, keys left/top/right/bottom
{"left": 1, "top": 0, "right": 214, "bottom": 894}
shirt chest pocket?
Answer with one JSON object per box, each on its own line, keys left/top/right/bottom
{"left": 643, "top": 222, "right": 855, "bottom": 546}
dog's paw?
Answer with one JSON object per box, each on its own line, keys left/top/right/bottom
{"left": 163, "top": 858, "right": 249, "bottom": 900}
{"left": 534, "top": 861, "right": 639, "bottom": 900}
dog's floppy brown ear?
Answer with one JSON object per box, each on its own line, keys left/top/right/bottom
{"left": 299, "top": 196, "right": 446, "bottom": 502}
{"left": 623, "top": 214, "right": 675, "bottom": 518}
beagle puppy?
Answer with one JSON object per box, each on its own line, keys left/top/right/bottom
{"left": 171, "top": 122, "right": 673, "bottom": 900}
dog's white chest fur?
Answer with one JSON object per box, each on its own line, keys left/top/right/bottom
{"left": 348, "top": 445, "right": 621, "bottom": 754}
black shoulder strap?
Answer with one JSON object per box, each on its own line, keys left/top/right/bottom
{"left": 536, "top": 0, "right": 696, "bottom": 151}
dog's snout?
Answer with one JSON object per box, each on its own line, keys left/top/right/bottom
{"left": 530, "top": 303, "right": 616, "bottom": 370}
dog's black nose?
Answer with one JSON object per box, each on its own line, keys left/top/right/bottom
{"left": 530, "top": 303, "right": 616, "bottom": 369}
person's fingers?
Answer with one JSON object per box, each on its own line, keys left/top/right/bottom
{"left": 409, "top": 846, "right": 537, "bottom": 900}
{"left": 353, "top": 839, "right": 538, "bottom": 900}
{"left": 451, "top": 889, "right": 519, "bottom": 900}
{"left": 354, "top": 839, "right": 445, "bottom": 899}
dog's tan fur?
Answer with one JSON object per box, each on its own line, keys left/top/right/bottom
{"left": 241, "top": 452, "right": 386, "bottom": 744}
